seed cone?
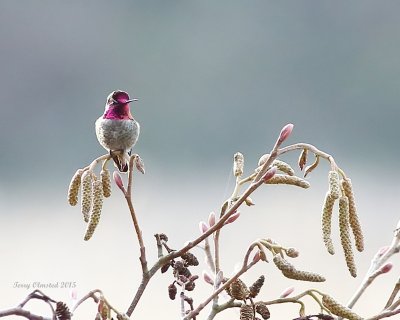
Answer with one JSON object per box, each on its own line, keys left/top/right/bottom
{"left": 100, "top": 169, "right": 112, "bottom": 198}
{"left": 68, "top": 169, "right": 83, "bottom": 206}
{"left": 81, "top": 170, "right": 94, "bottom": 222}
{"left": 322, "top": 192, "right": 336, "bottom": 255}
{"left": 339, "top": 196, "right": 357, "bottom": 277}
{"left": 322, "top": 294, "right": 362, "bottom": 320}
{"left": 273, "top": 255, "right": 325, "bottom": 282}
{"left": 240, "top": 304, "right": 254, "bottom": 320}
{"left": 342, "top": 178, "right": 364, "bottom": 252}
{"left": 328, "top": 171, "right": 340, "bottom": 199}
{"left": 265, "top": 174, "right": 310, "bottom": 188}
{"left": 249, "top": 275, "right": 265, "bottom": 298}
{"left": 181, "top": 252, "right": 199, "bottom": 266}
{"left": 55, "top": 301, "right": 71, "bottom": 320}
{"left": 168, "top": 283, "right": 177, "bottom": 300}
{"left": 226, "top": 278, "right": 250, "bottom": 300}
{"left": 255, "top": 302, "right": 270, "bottom": 320}
{"left": 84, "top": 180, "right": 104, "bottom": 241}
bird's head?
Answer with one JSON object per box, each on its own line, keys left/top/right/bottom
{"left": 106, "top": 90, "right": 138, "bottom": 106}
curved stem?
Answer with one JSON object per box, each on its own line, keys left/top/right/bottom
{"left": 278, "top": 143, "right": 338, "bottom": 171}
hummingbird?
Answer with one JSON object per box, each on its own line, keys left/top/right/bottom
{"left": 95, "top": 90, "right": 140, "bottom": 172}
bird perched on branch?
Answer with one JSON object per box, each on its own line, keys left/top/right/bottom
{"left": 95, "top": 90, "right": 140, "bottom": 172}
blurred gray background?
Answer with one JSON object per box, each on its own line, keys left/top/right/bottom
{"left": 1, "top": 1, "right": 399, "bottom": 319}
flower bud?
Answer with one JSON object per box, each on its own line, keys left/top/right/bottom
{"left": 377, "top": 246, "right": 390, "bottom": 257}
{"left": 262, "top": 166, "right": 277, "bottom": 183}
{"left": 252, "top": 251, "right": 261, "bottom": 263}
{"left": 113, "top": 171, "right": 125, "bottom": 192}
{"left": 286, "top": 247, "right": 299, "bottom": 258}
{"left": 278, "top": 123, "right": 294, "bottom": 144}
{"left": 202, "top": 270, "right": 214, "bottom": 285}
{"left": 279, "top": 286, "right": 295, "bottom": 298}
{"left": 215, "top": 270, "right": 224, "bottom": 287}
{"left": 225, "top": 211, "right": 240, "bottom": 225}
{"left": 208, "top": 211, "right": 216, "bottom": 227}
{"left": 244, "top": 197, "right": 255, "bottom": 206}
{"left": 199, "top": 221, "right": 209, "bottom": 234}
{"left": 298, "top": 149, "right": 308, "bottom": 171}
{"left": 135, "top": 155, "right": 145, "bottom": 174}
{"left": 380, "top": 262, "right": 393, "bottom": 274}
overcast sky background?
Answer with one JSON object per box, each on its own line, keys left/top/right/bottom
{"left": 0, "top": 1, "right": 399, "bottom": 319}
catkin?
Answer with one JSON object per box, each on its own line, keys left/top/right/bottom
{"left": 322, "top": 192, "right": 336, "bottom": 255}
{"left": 342, "top": 178, "right": 364, "bottom": 252}
{"left": 265, "top": 174, "right": 310, "bottom": 189}
{"left": 339, "top": 196, "right": 357, "bottom": 277}
{"left": 273, "top": 255, "right": 325, "bottom": 282}
{"left": 273, "top": 160, "right": 295, "bottom": 176}
{"left": 100, "top": 169, "right": 112, "bottom": 198}
{"left": 258, "top": 154, "right": 295, "bottom": 176}
{"left": 81, "top": 170, "right": 94, "bottom": 222}
{"left": 84, "top": 180, "right": 104, "bottom": 241}
{"left": 67, "top": 169, "right": 83, "bottom": 206}
{"left": 233, "top": 152, "right": 244, "bottom": 177}
{"left": 328, "top": 171, "right": 340, "bottom": 199}
{"left": 322, "top": 294, "right": 362, "bottom": 320}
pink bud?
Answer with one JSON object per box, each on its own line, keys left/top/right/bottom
{"left": 279, "top": 286, "right": 295, "bottom": 298}
{"left": 113, "top": 171, "right": 125, "bottom": 192}
{"left": 252, "top": 251, "right": 261, "bottom": 263}
{"left": 70, "top": 289, "right": 78, "bottom": 300}
{"left": 377, "top": 246, "right": 390, "bottom": 257}
{"left": 202, "top": 271, "right": 214, "bottom": 285}
{"left": 208, "top": 211, "right": 216, "bottom": 227}
{"left": 225, "top": 211, "right": 240, "bottom": 225}
{"left": 278, "top": 123, "right": 294, "bottom": 143}
{"left": 215, "top": 270, "right": 224, "bottom": 287}
{"left": 135, "top": 155, "right": 145, "bottom": 174}
{"left": 262, "top": 166, "right": 277, "bottom": 182}
{"left": 380, "top": 262, "right": 393, "bottom": 274}
{"left": 199, "top": 221, "right": 209, "bottom": 234}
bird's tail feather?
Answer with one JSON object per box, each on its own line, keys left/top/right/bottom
{"left": 110, "top": 150, "right": 129, "bottom": 172}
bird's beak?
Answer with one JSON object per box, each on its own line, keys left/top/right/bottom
{"left": 126, "top": 98, "right": 138, "bottom": 103}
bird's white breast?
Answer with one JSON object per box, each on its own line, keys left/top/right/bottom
{"left": 95, "top": 118, "right": 140, "bottom": 152}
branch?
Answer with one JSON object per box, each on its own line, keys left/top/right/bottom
{"left": 345, "top": 219, "right": 400, "bottom": 310}
{"left": 123, "top": 155, "right": 148, "bottom": 273}
{"left": 0, "top": 290, "right": 56, "bottom": 320}
{"left": 183, "top": 242, "right": 261, "bottom": 320}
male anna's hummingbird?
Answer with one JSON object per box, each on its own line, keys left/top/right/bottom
{"left": 95, "top": 90, "right": 140, "bottom": 172}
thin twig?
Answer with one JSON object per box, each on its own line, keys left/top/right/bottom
{"left": 71, "top": 289, "right": 126, "bottom": 319}
{"left": 124, "top": 155, "right": 148, "bottom": 273}
{"left": 384, "top": 278, "right": 400, "bottom": 309}
{"left": 366, "top": 308, "right": 400, "bottom": 320}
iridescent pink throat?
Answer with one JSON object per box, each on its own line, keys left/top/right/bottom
{"left": 103, "top": 104, "right": 133, "bottom": 120}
